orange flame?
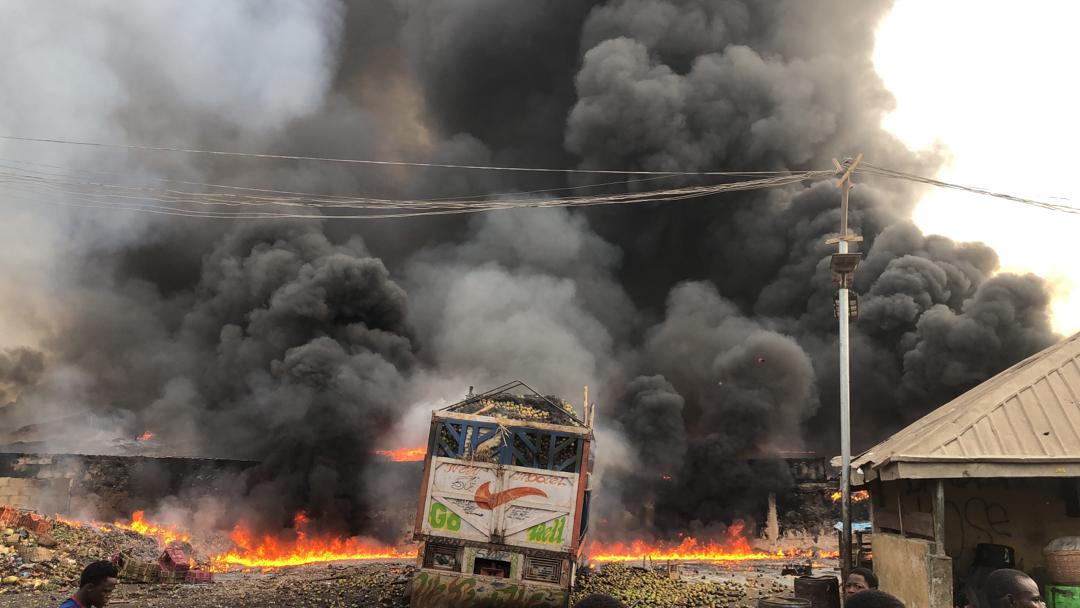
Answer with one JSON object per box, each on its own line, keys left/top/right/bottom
{"left": 211, "top": 512, "right": 414, "bottom": 569}
{"left": 589, "top": 522, "right": 789, "bottom": 563}
{"left": 830, "top": 490, "right": 870, "bottom": 503}
{"left": 376, "top": 446, "right": 426, "bottom": 462}
{"left": 112, "top": 511, "right": 190, "bottom": 545}
{"left": 53, "top": 514, "right": 88, "bottom": 529}
{"left": 53, "top": 511, "right": 190, "bottom": 546}
{"left": 137, "top": 431, "right": 155, "bottom": 441}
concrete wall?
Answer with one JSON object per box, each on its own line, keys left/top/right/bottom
{"left": 870, "top": 476, "right": 1080, "bottom": 603}
{"left": 873, "top": 533, "right": 931, "bottom": 607}
{"left": 872, "top": 477, "right": 1078, "bottom": 574}
{"left": 0, "top": 476, "right": 71, "bottom": 513}
{"left": 942, "top": 478, "right": 1077, "bottom": 576}
{"left": 0, "top": 452, "right": 256, "bottom": 518}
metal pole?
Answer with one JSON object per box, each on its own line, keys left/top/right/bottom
{"left": 830, "top": 154, "right": 860, "bottom": 580}
{"left": 838, "top": 186, "right": 852, "bottom": 580}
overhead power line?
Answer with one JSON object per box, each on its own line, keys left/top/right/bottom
{"left": 0, "top": 164, "right": 823, "bottom": 219}
{"left": 0, "top": 133, "right": 793, "bottom": 177}
{"left": 855, "top": 162, "right": 1080, "bottom": 215}
{"left": 2, "top": 132, "right": 1076, "bottom": 221}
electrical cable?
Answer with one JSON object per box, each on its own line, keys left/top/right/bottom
{"left": 0, "top": 133, "right": 803, "bottom": 177}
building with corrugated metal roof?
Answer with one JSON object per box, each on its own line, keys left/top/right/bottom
{"left": 850, "top": 331, "right": 1080, "bottom": 608}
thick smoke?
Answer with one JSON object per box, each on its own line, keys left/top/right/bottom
{"left": 0, "top": 0, "right": 1059, "bottom": 544}
{"left": 0, "top": 348, "right": 44, "bottom": 407}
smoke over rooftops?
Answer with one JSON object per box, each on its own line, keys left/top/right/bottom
{"left": 0, "top": 0, "right": 1056, "bottom": 540}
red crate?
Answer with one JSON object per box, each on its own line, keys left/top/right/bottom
{"left": 159, "top": 546, "right": 191, "bottom": 572}
{"left": 18, "top": 512, "right": 49, "bottom": 535}
{"left": 0, "top": 505, "right": 18, "bottom": 527}
{"left": 184, "top": 570, "right": 214, "bottom": 584}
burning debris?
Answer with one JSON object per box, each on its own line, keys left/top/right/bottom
{"left": 212, "top": 512, "right": 412, "bottom": 570}
{"left": 830, "top": 490, "right": 869, "bottom": 503}
{"left": 376, "top": 447, "right": 427, "bottom": 462}
{"left": 0, "top": 506, "right": 193, "bottom": 593}
{"left": 588, "top": 522, "right": 778, "bottom": 564}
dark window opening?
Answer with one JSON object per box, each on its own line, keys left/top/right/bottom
{"left": 474, "top": 558, "right": 512, "bottom": 578}
{"left": 423, "top": 544, "right": 462, "bottom": 572}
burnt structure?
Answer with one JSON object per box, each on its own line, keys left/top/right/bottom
{"left": 0, "top": 452, "right": 256, "bottom": 519}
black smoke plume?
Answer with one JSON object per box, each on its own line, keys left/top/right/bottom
{"left": 0, "top": 348, "right": 44, "bottom": 407}
{"left": 0, "top": 0, "right": 1057, "bottom": 543}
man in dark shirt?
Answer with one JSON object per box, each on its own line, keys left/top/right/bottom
{"left": 59, "top": 560, "right": 118, "bottom": 608}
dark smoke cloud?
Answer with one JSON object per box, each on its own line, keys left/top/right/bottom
{"left": 0, "top": 0, "right": 1060, "bottom": 544}
{"left": 0, "top": 348, "right": 44, "bottom": 406}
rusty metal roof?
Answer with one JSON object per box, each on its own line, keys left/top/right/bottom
{"left": 853, "top": 332, "right": 1080, "bottom": 481}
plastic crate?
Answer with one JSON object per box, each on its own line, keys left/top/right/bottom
{"left": 184, "top": 570, "right": 214, "bottom": 584}
{"left": 0, "top": 506, "right": 19, "bottom": 527}
{"left": 118, "top": 559, "right": 162, "bottom": 583}
{"left": 1046, "top": 585, "right": 1080, "bottom": 608}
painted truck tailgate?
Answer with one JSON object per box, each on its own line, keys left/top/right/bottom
{"left": 421, "top": 457, "right": 579, "bottom": 552}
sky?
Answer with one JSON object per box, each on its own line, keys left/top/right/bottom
{"left": 874, "top": 0, "right": 1080, "bottom": 334}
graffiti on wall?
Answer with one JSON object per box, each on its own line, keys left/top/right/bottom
{"left": 410, "top": 571, "right": 566, "bottom": 608}
{"left": 526, "top": 517, "right": 566, "bottom": 544}
{"left": 943, "top": 487, "right": 1014, "bottom": 566}
{"left": 946, "top": 497, "right": 1012, "bottom": 548}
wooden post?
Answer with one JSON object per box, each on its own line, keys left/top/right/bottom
{"left": 933, "top": 480, "right": 946, "bottom": 555}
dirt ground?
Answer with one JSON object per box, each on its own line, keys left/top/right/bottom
{"left": 0, "top": 561, "right": 413, "bottom": 608}
{"left": 0, "top": 560, "right": 831, "bottom": 608}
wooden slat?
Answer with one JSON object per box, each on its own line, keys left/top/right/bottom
{"left": 873, "top": 508, "right": 934, "bottom": 538}
{"left": 875, "top": 509, "right": 901, "bottom": 532}
{"left": 904, "top": 512, "right": 936, "bottom": 538}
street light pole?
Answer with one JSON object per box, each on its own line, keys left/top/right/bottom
{"left": 828, "top": 154, "right": 862, "bottom": 580}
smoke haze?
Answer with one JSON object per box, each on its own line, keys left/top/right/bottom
{"left": 0, "top": 0, "right": 1057, "bottom": 540}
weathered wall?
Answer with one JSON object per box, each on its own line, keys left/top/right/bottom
{"left": 872, "top": 477, "right": 1079, "bottom": 575}
{"left": 0, "top": 476, "right": 70, "bottom": 512}
{"left": 872, "top": 533, "right": 938, "bottom": 608}
{"left": 943, "top": 478, "right": 1077, "bottom": 575}
{"left": 0, "top": 452, "right": 256, "bottom": 518}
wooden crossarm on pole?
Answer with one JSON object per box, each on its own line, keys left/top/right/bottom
{"left": 834, "top": 153, "right": 863, "bottom": 188}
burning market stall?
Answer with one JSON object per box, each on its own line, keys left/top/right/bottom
{"left": 409, "top": 382, "right": 593, "bottom": 608}
{"left": 852, "top": 332, "right": 1080, "bottom": 608}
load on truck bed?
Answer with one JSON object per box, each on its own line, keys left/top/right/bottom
{"left": 409, "top": 381, "right": 595, "bottom": 608}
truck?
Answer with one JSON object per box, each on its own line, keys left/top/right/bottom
{"left": 409, "top": 381, "right": 595, "bottom": 608}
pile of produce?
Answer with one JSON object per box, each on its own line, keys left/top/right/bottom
{"left": 572, "top": 563, "right": 791, "bottom": 608}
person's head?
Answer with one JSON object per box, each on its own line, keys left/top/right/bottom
{"left": 574, "top": 593, "right": 627, "bottom": 608}
{"left": 984, "top": 569, "right": 1045, "bottom": 608}
{"left": 846, "top": 567, "right": 880, "bottom": 598}
{"left": 845, "top": 590, "right": 905, "bottom": 608}
{"left": 77, "top": 561, "right": 118, "bottom": 607}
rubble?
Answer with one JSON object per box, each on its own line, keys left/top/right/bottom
{"left": 0, "top": 505, "right": 210, "bottom": 595}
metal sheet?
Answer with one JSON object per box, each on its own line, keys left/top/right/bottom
{"left": 854, "top": 332, "right": 1080, "bottom": 479}
{"left": 419, "top": 457, "right": 579, "bottom": 552}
